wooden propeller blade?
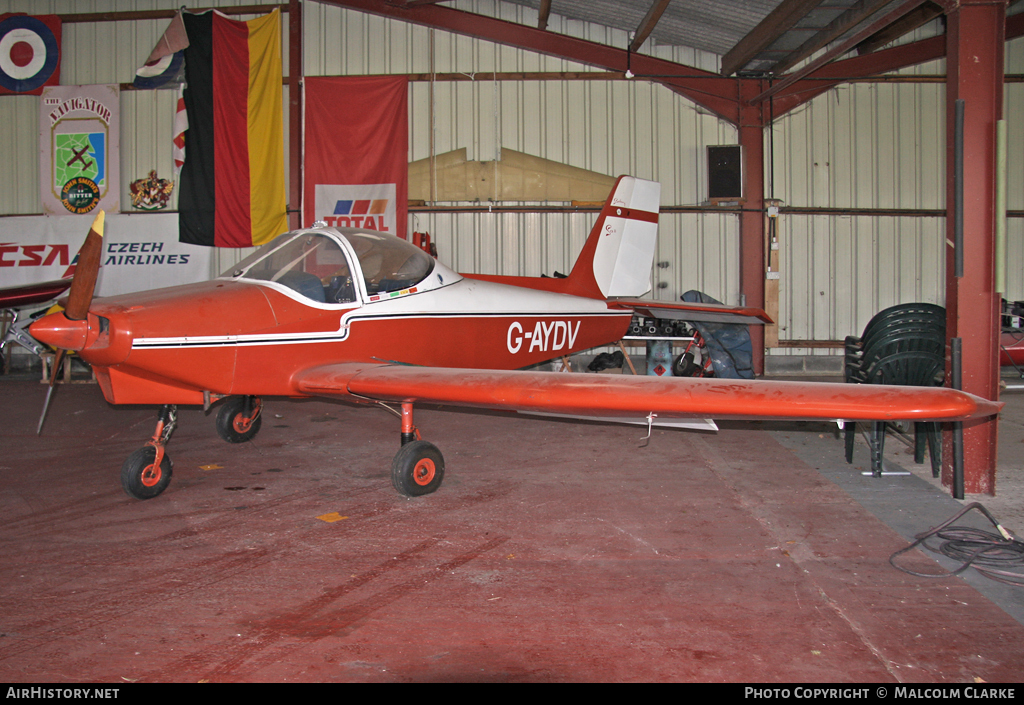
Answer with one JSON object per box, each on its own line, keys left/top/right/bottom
{"left": 37, "top": 348, "right": 67, "bottom": 434}
{"left": 48, "top": 348, "right": 66, "bottom": 387}
{"left": 37, "top": 382, "right": 57, "bottom": 435}
{"left": 37, "top": 212, "right": 103, "bottom": 434}
{"left": 64, "top": 210, "right": 104, "bottom": 321}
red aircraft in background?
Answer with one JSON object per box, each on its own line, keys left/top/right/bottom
{"left": 29, "top": 177, "right": 1001, "bottom": 500}
{"left": 1, "top": 230, "right": 85, "bottom": 362}
{"left": 0, "top": 278, "right": 73, "bottom": 362}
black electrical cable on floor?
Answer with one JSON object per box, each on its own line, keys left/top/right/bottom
{"left": 889, "top": 502, "right": 1024, "bottom": 587}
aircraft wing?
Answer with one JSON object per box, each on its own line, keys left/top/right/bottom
{"left": 607, "top": 298, "right": 772, "bottom": 325}
{"left": 293, "top": 363, "right": 1001, "bottom": 423}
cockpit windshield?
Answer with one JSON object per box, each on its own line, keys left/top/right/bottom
{"left": 225, "top": 229, "right": 435, "bottom": 304}
{"left": 344, "top": 230, "right": 434, "bottom": 296}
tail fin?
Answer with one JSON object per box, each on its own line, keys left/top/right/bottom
{"left": 456, "top": 175, "right": 661, "bottom": 300}
{"left": 567, "top": 176, "right": 660, "bottom": 300}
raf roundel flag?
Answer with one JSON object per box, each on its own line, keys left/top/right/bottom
{"left": 0, "top": 14, "right": 61, "bottom": 95}
{"left": 177, "top": 10, "right": 287, "bottom": 248}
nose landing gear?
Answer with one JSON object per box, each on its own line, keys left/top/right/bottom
{"left": 119, "top": 399, "right": 448, "bottom": 500}
{"left": 121, "top": 404, "right": 176, "bottom": 500}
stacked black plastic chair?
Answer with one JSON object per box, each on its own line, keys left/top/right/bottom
{"left": 843, "top": 303, "right": 946, "bottom": 476}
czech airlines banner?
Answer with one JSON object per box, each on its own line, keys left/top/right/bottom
{"left": 0, "top": 14, "right": 60, "bottom": 95}
{"left": 0, "top": 213, "right": 211, "bottom": 297}
{"left": 178, "top": 9, "right": 287, "bottom": 248}
{"left": 304, "top": 76, "right": 408, "bottom": 237}
{"left": 39, "top": 84, "right": 120, "bottom": 216}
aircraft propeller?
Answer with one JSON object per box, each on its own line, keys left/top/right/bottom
{"left": 37, "top": 210, "right": 105, "bottom": 434}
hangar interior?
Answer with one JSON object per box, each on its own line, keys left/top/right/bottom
{"left": 2, "top": 0, "right": 1024, "bottom": 683}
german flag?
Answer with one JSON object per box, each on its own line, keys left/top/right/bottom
{"left": 178, "top": 10, "right": 287, "bottom": 247}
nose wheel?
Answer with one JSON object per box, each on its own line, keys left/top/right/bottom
{"left": 122, "top": 405, "right": 177, "bottom": 500}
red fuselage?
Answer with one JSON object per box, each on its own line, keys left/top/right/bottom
{"left": 41, "top": 273, "right": 630, "bottom": 406}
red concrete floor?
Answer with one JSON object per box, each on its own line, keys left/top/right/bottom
{"left": 1, "top": 378, "right": 1022, "bottom": 683}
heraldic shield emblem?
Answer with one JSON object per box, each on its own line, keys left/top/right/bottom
{"left": 130, "top": 170, "right": 174, "bottom": 211}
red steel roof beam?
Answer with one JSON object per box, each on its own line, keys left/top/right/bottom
{"left": 629, "top": 0, "right": 672, "bottom": 53}
{"left": 720, "top": 0, "right": 822, "bottom": 77}
{"left": 769, "top": 0, "right": 895, "bottom": 76}
{"left": 538, "top": 0, "right": 551, "bottom": 31}
{"left": 854, "top": 1, "right": 944, "bottom": 56}
{"left": 767, "top": 33, "right": 944, "bottom": 116}
{"left": 767, "top": 10, "right": 1024, "bottom": 119}
{"left": 749, "top": 0, "right": 930, "bottom": 105}
{"left": 314, "top": 0, "right": 740, "bottom": 122}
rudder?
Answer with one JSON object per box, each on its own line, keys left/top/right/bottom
{"left": 568, "top": 176, "right": 660, "bottom": 300}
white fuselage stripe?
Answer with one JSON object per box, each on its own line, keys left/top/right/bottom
{"left": 131, "top": 310, "right": 625, "bottom": 349}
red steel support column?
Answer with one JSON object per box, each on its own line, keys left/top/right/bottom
{"left": 288, "top": 0, "right": 302, "bottom": 230}
{"left": 739, "top": 80, "right": 766, "bottom": 375}
{"left": 943, "top": 0, "right": 1005, "bottom": 494}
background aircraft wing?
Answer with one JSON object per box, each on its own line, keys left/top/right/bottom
{"left": 293, "top": 363, "right": 1001, "bottom": 422}
{"left": 0, "top": 278, "right": 73, "bottom": 310}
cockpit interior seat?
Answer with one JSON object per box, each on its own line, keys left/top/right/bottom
{"left": 276, "top": 270, "right": 326, "bottom": 302}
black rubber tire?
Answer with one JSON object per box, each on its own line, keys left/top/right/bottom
{"left": 215, "top": 397, "right": 262, "bottom": 443}
{"left": 672, "top": 352, "right": 698, "bottom": 377}
{"left": 391, "top": 440, "right": 445, "bottom": 497}
{"left": 121, "top": 446, "right": 173, "bottom": 500}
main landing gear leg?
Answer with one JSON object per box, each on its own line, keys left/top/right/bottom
{"left": 121, "top": 404, "right": 177, "bottom": 500}
{"left": 391, "top": 402, "right": 445, "bottom": 497}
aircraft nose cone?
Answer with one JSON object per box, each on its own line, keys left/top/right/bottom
{"left": 30, "top": 312, "right": 90, "bottom": 351}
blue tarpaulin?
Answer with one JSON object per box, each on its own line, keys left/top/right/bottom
{"left": 681, "top": 290, "right": 755, "bottom": 379}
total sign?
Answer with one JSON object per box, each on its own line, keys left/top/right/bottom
{"left": 507, "top": 319, "right": 581, "bottom": 355}
{"left": 314, "top": 183, "right": 396, "bottom": 234}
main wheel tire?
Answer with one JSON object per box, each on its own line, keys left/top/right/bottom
{"left": 672, "top": 352, "right": 697, "bottom": 377}
{"left": 215, "top": 397, "right": 262, "bottom": 443}
{"left": 391, "top": 441, "right": 445, "bottom": 497}
{"left": 121, "top": 446, "right": 173, "bottom": 500}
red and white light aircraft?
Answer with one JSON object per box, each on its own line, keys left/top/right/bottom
{"left": 29, "top": 177, "right": 1001, "bottom": 500}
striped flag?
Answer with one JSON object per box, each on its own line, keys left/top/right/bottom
{"left": 172, "top": 85, "right": 186, "bottom": 176}
{"left": 178, "top": 9, "right": 287, "bottom": 247}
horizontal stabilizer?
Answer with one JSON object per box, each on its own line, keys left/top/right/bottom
{"left": 611, "top": 298, "right": 772, "bottom": 326}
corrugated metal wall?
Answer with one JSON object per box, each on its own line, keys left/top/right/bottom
{"left": 2, "top": 0, "right": 1022, "bottom": 354}
{"left": 768, "top": 75, "right": 949, "bottom": 350}
{"left": 304, "top": 0, "right": 739, "bottom": 301}
{"left": 770, "top": 26, "right": 1024, "bottom": 353}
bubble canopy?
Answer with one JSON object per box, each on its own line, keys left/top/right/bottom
{"left": 223, "top": 228, "right": 438, "bottom": 304}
